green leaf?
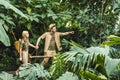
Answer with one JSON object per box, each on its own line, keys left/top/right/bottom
{"left": 0, "top": 72, "right": 14, "bottom": 80}
{"left": 105, "top": 57, "right": 120, "bottom": 76}
{"left": 19, "top": 63, "right": 50, "bottom": 79}
{"left": 0, "top": 0, "right": 27, "bottom": 18}
{"left": 0, "top": 22, "right": 10, "bottom": 46}
{"left": 108, "top": 35, "right": 120, "bottom": 41}
{"left": 0, "top": 14, "right": 15, "bottom": 26}
{"left": 26, "top": 23, "right": 31, "bottom": 30}
{"left": 80, "top": 70, "right": 107, "bottom": 80}
{"left": 87, "top": 46, "right": 110, "bottom": 56}
{"left": 56, "top": 71, "right": 79, "bottom": 80}
{"left": 50, "top": 54, "right": 66, "bottom": 79}
{"left": 3, "top": 24, "right": 9, "bottom": 31}
{"left": 26, "top": 7, "right": 31, "bottom": 14}
{"left": 102, "top": 41, "right": 120, "bottom": 46}
{"left": 47, "top": 9, "right": 58, "bottom": 20}
{"left": 102, "top": 35, "right": 120, "bottom": 46}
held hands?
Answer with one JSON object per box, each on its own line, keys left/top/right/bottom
{"left": 35, "top": 46, "right": 39, "bottom": 49}
{"left": 35, "top": 45, "right": 39, "bottom": 49}
{"left": 33, "top": 45, "right": 39, "bottom": 49}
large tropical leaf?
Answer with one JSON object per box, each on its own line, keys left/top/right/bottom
{"left": 0, "top": 72, "right": 14, "bottom": 80}
{"left": 56, "top": 41, "right": 120, "bottom": 79}
{"left": 50, "top": 54, "right": 66, "bottom": 80}
{"left": 105, "top": 57, "right": 120, "bottom": 76}
{"left": 102, "top": 35, "right": 120, "bottom": 46}
{"left": 62, "top": 41, "right": 89, "bottom": 62}
{"left": 79, "top": 70, "right": 107, "bottom": 80}
{"left": 19, "top": 63, "right": 50, "bottom": 80}
{"left": 0, "top": 22, "right": 10, "bottom": 46}
{"left": 87, "top": 46, "right": 110, "bottom": 56}
{"left": 0, "top": 0, "right": 27, "bottom": 18}
{"left": 56, "top": 71, "right": 79, "bottom": 80}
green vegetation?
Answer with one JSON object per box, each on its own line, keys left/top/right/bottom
{"left": 0, "top": 0, "right": 120, "bottom": 80}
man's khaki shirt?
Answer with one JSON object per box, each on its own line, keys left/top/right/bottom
{"left": 40, "top": 32, "right": 63, "bottom": 52}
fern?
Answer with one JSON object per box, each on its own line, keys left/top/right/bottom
{"left": 0, "top": 72, "right": 14, "bottom": 80}
{"left": 50, "top": 41, "right": 120, "bottom": 80}
{"left": 19, "top": 63, "right": 50, "bottom": 80}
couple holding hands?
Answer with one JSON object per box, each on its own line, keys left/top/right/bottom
{"left": 20, "top": 23, "right": 74, "bottom": 66}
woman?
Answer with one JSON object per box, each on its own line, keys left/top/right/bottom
{"left": 15, "top": 30, "right": 36, "bottom": 76}
{"left": 19, "top": 30, "right": 36, "bottom": 64}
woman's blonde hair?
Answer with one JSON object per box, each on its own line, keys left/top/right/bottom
{"left": 22, "top": 31, "right": 28, "bottom": 38}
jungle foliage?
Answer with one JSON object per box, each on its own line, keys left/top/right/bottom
{"left": 0, "top": 0, "right": 120, "bottom": 80}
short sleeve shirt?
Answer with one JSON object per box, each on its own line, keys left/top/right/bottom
{"left": 48, "top": 34, "right": 56, "bottom": 50}
{"left": 21, "top": 40, "right": 29, "bottom": 51}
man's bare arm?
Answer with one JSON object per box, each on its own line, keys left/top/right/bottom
{"left": 36, "top": 36, "right": 42, "bottom": 46}
{"left": 36, "top": 33, "right": 46, "bottom": 49}
{"left": 60, "top": 31, "right": 74, "bottom": 36}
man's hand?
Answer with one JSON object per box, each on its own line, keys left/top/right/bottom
{"left": 70, "top": 31, "right": 74, "bottom": 34}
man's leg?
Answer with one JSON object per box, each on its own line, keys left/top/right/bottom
{"left": 41, "top": 58, "right": 50, "bottom": 65}
{"left": 41, "top": 52, "right": 50, "bottom": 66}
{"left": 41, "top": 50, "right": 56, "bottom": 66}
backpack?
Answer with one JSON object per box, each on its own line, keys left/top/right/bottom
{"left": 14, "top": 39, "right": 22, "bottom": 53}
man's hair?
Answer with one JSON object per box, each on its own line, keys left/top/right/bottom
{"left": 48, "top": 23, "right": 56, "bottom": 31}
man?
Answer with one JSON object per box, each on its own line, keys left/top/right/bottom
{"left": 36, "top": 23, "right": 74, "bottom": 65}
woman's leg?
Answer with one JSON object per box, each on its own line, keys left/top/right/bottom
{"left": 22, "top": 51, "right": 28, "bottom": 64}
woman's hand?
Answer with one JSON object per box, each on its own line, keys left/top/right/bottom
{"left": 19, "top": 57, "right": 22, "bottom": 61}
